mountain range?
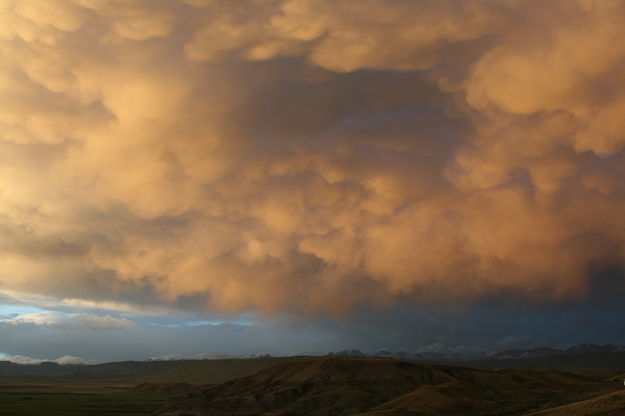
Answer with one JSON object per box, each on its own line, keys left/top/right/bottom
{"left": 328, "top": 343, "right": 625, "bottom": 364}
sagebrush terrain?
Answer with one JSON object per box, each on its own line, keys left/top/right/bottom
{"left": 1, "top": 356, "right": 624, "bottom": 415}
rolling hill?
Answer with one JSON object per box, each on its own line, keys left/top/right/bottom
{"left": 0, "top": 357, "right": 311, "bottom": 383}
{"left": 526, "top": 390, "right": 625, "bottom": 416}
{"left": 133, "top": 356, "right": 314, "bottom": 384}
{"left": 154, "top": 357, "right": 622, "bottom": 416}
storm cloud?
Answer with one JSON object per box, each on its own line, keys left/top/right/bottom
{"left": 2, "top": 0, "right": 625, "bottom": 317}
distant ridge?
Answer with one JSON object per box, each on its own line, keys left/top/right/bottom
{"left": 0, "top": 360, "right": 182, "bottom": 379}
{"left": 1, "top": 343, "right": 623, "bottom": 380}
{"left": 0, "top": 356, "right": 315, "bottom": 384}
{"left": 326, "top": 344, "right": 625, "bottom": 372}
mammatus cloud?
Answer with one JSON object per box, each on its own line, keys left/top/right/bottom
{"left": 2, "top": 0, "right": 625, "bottom": 315}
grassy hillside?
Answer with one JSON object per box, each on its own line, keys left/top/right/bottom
{"left": 132, "top": 356, "right": 314, "bottom": 384}
{"left": 2, "top": 356, "right": 624, "bottom": 415}
{"left": 526, "top": 390, "right": 625, "bottom": 416}
{"left": 155, "top": 357, "right": 621, "bottom": 416}
{"left": 0, "top": 357, "right": 313, "bottom": 382}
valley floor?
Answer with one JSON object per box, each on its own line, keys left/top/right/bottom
{"left": 0, "top": 381, "right": 168, "bottom": 416}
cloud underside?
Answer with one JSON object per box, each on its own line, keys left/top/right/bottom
{"left": 2, "top": 0, "right": 625, "bottom": 315}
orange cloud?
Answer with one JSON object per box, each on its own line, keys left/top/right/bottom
{"left": 2, "top": 0, "right": 625, "bottom": 315}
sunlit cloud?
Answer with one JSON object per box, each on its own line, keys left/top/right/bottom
{"left": 1, "top": 0, "right": 625, "bottom": 319}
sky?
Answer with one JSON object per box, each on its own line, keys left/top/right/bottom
{"left": 2, "top": 0, "right": 625, "bottom": 363}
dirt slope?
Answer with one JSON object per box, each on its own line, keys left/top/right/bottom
{"left": 525, "top": 390, "right": 625, "bottom": 416}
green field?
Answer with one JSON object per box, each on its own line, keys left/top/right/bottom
{"left": 0, "top": 381, "right": 170, "bottom": 416}
{"left": 0, "top": 391, "right": 168, "bottom": 416}
{"left": 0, "top": 357, "right": 313, "bottom": 415}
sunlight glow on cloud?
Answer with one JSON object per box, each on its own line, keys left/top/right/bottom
{"left": 1, "top": 0, "right": 625, "bottom": 316}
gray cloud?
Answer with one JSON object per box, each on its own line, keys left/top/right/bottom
{"left": 5, "top": 354, "right": 86, "bottom": 365}
{"left": 1, "top": 311, "right": 135, "bottom": 330}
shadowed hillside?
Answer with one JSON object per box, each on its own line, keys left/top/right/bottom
{"left": 0, "top": 357, "right": 313, "bottom": 383}
{"left": 0, "top": 360, "right": 181, "bottom": 379}
{"left": 134, "top": 357, "right": 315, "bottom": 384}
{"left": 154, "top": 357, "right": 621, "bottom": 416}
{"left": 526, "top": 390, "right": 625, "bottom": 416}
